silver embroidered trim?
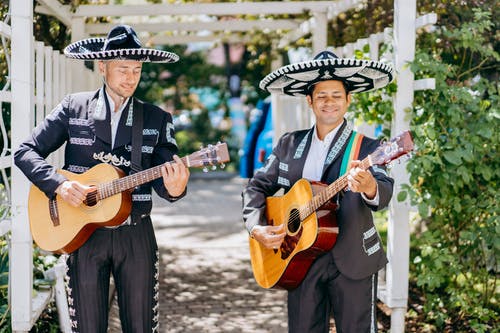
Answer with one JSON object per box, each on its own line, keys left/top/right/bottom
{"left": 279, "top": 162, "right": 289, "bottom": 172}
{"left": 142, "top": 146, "right": 154, "bottom": 154}
{"left": 166, "top": 123, "right": 177, "bottom": 145}
{"left": 294, "top": 131, "right": 310, "bottom": 159}
{"left": 125, "top": 100, "right": 134, "bottom": 126}
{"left": 69, "top": 118, "right": 90, "bottom": 126}
{"left": 277, "top": 176, "right": 290, "bottom": 187}
{"left": 255, "top": 154, "right": 276, "bottom": 174}
{"left": 93, "top": 152, "right": 131, "bottom": 167}
{"left": 93, "top": 88, "right": 106, "bottom": 121}
{"left": 63, "top": 255, "right": 79, "bottom": 330}
{"left": 324, "top": 123, "right": 353, "bottom": 166}
{"left": 366, "top": 242, "right": 380, "bottom": 256}
{"left": 70, "top": 137, "right": 94, "bottom": 146}
{"left": 363, "top": 226, "right": 376, "bottom": 240}
{"left": 370, "top": 274, "right": 376, "bottom": 333}
{"left": 144, "top": 129, "right": 159, "bottom": 136}
{"left": 153, "top": 250, "right": 160, "bottom": 333}
{"left": 132, "top": 194, "right": 152, "bottom": 202}
{"left": 67, "top": 165, "right": 89, "bottom": 173}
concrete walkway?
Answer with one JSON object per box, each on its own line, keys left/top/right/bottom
{"left": 108, "top": 175, "right": 288, "bottom": 332}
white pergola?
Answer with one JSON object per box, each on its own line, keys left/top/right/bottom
{"left": 6, "top": 1, "right": 436, "bottom": 332}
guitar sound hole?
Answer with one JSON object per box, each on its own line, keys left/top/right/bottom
{"left": 84, "top": 189, "right": 98, "bottom": 207}
{"left": 287, "top": 208, "right": 301, "bottom": 233}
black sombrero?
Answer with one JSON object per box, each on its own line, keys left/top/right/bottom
{"left": 64, "top": 24, "right": 179, "bottom": 63}
{"left": 259, "top": 51, "right": 394, "bottom": 96}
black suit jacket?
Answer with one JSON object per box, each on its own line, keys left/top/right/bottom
{"left": 14, "top": 88, "right": 185, "bottom": 217}
{"left": 242, "top": 120, "right": 394, "bottom": 279}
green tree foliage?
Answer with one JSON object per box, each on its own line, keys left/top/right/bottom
{"left": 134, "top": 44, "right": 232, "bottom": 161}
{"left": 344, "top": 2, "right": 498, "bottom": 331}
{"left": 404, "top": 8, "right": 499, "bottom": 332}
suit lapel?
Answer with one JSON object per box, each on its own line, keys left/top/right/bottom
{"left": 113, "top": 98, "right": 135, "bottom": 149}
{"left": 91, "top": 88, "right": 112, "bottom": 145}
{"left": 321, "top": 120, "right": 353, "bottom": 180}
{"left": 289, "top": 128, "right": 314, "bottom": 182}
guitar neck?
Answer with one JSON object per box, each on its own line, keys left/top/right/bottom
{"left": 300, "top": 156, "right": 372, "bottom": 219}
{"left": 97, "top": 156, "right": 188, "bottom": 200}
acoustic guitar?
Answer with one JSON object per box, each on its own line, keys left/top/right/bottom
{"left": 249, "top": 131, "right": 414, "bottom": 290}
{"left": 28, "top": 142, "right": 229, "bottom": 254}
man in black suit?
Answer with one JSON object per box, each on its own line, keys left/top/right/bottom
{"left": 14, "top": 25, "right": 189, "bottom": 332}
{"left": 242, "top": 51, "right": 395, "bottom": 332}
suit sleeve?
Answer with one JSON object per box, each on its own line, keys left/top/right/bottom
{"left": 150, "top": 111, "right": 186, "bottom": 202}
{"left": 364, "top": 139, "right": 394, "bottom": 211}
{"left": 241, "top": 136, "right": 286, "bottom": 233}
{"left": 13, "top": 96, "right": 71, "bottom": 198}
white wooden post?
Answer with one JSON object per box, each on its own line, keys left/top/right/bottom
{"left": 312, "top": 10, "right": 327, "bottom": 55}
{"left": 386, "top": 1, "right": 416, "bottom": 332}
{"left": 70, "top": 17, "right": 87, "bottom": 93}
{"left": 10, "top": 0, "right": 34, "bottom": 330}
{"left": 35, "top": 41, "right": 45, "bottom": 127}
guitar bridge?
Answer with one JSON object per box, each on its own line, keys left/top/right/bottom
{"left": 49, "top": 197, "right": 60, "bottom": 226}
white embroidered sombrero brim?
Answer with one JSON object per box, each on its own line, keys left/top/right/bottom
{"left": 64, "top": 37, "right": 179, "bottom": 63}
{"left": 260, "top": 53, "right": 394, "bottom": 96}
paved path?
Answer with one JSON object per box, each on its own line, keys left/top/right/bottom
{"left": 108, "top": 176, "right": 288, "bottom": 332}
{"left": 106, "top": 175, "right": 392, "bottom": 332}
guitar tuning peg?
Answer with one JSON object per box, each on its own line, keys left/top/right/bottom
{"left": 203, "top": 167, "right": 208, "bottom": 173}
{"left": 211, "top": 165, "right": 217, "bottom": 171}
{"left": 220, "top": 163, "right": 226, "bottom": 169}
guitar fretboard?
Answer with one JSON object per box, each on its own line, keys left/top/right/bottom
{"left": 96, "top": 157, "right": 187, "bottom": 200}
{"left": 299, "top": 156, "right": 372, "bottom": 220}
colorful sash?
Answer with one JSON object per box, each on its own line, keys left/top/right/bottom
{"left": 339, "top": 131, "right": 364, "bottom": 176}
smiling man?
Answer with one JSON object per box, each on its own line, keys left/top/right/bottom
{"left": 242, "top": 51, "right": 395, "bottom": 333}
{"left": 14, "top": 25, "right": 189, "bottom": 333}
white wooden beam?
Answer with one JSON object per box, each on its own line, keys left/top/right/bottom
{"left": 85, "top": 19, "right": 300, "bottom": 35}
{"left": 0, "top": 218, "right": 10, "bottom": 237}
{"left": 0, "top": 21, "right": 11, "bottom": 38}
{"left": 0, "top": 91, "right": 11, "bottom": 103}
{"left": 415, "top": 13, "right": 438, "bottom": 29}
{"left": 414, "top": 78, "right": 435, "bottom": 91}
{"left": 74, "top": 1, "right": 336, "bottom": 17}
{"left": 387, "top": 1, "right": 416, "bottom": 332}
{"left": 149, "top": 33, "right": 252, "bottom": 46}
{"left": 35, "top": 0, "right": 72, "bottom": 27}
{"left": 312, "top": 11, "right": 328, "bottom": 54}
{"left": 278, "top": 0, "right": 363, "bottom": 49}
{"left": 11, "top": 0, "right": 35, "bottom": 330}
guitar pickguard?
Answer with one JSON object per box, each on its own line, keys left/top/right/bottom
{"left": 280, "top": 229, "right": 302, "bottom": 259}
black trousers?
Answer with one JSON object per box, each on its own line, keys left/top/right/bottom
{"left": 65, "top": 217, "right": 159, "bottom": 333}
{"left": 288, "top": 253, "right": 378, "bottom": 333}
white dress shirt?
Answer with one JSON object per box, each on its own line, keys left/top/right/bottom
{"left": 302, "top": 124, "right": 379, "bottom": 205}
{"left": 105, "top": 90, "right": 130, "bottom": 149}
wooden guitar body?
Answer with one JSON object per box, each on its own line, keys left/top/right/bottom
{"left": 28, "top": 163, "right": 132, "bottom": 254}
{"left": 249, "top": 179, "right": 339, "bottom": 290}
{"left": 248, "top": 131, "right": 414, "bottom": 290}
{"left": 27, "top": 142, "right": 230, "bottom": 254}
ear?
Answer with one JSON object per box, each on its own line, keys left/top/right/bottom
{"left": 98, "top": 61, "right": 105, "bottom": 75}
{"left": 306, "top": 95, "right": 313, "bottom": 108}
{"left": 346, "top": 93, "right": 352, "bottom": 105}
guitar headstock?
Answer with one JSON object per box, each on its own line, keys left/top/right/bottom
{"left": 182, "top": 142, "right": 230, "bottom": 171}
{"left": 370, "top": 131, "right": 414, "bottom": 166}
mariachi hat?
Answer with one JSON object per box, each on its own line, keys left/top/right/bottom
{"left": 64, "top": 24, "right": 179, "bottom": 63}
{"left": 259, "top": 51, "right": 394, "bottom": 96}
